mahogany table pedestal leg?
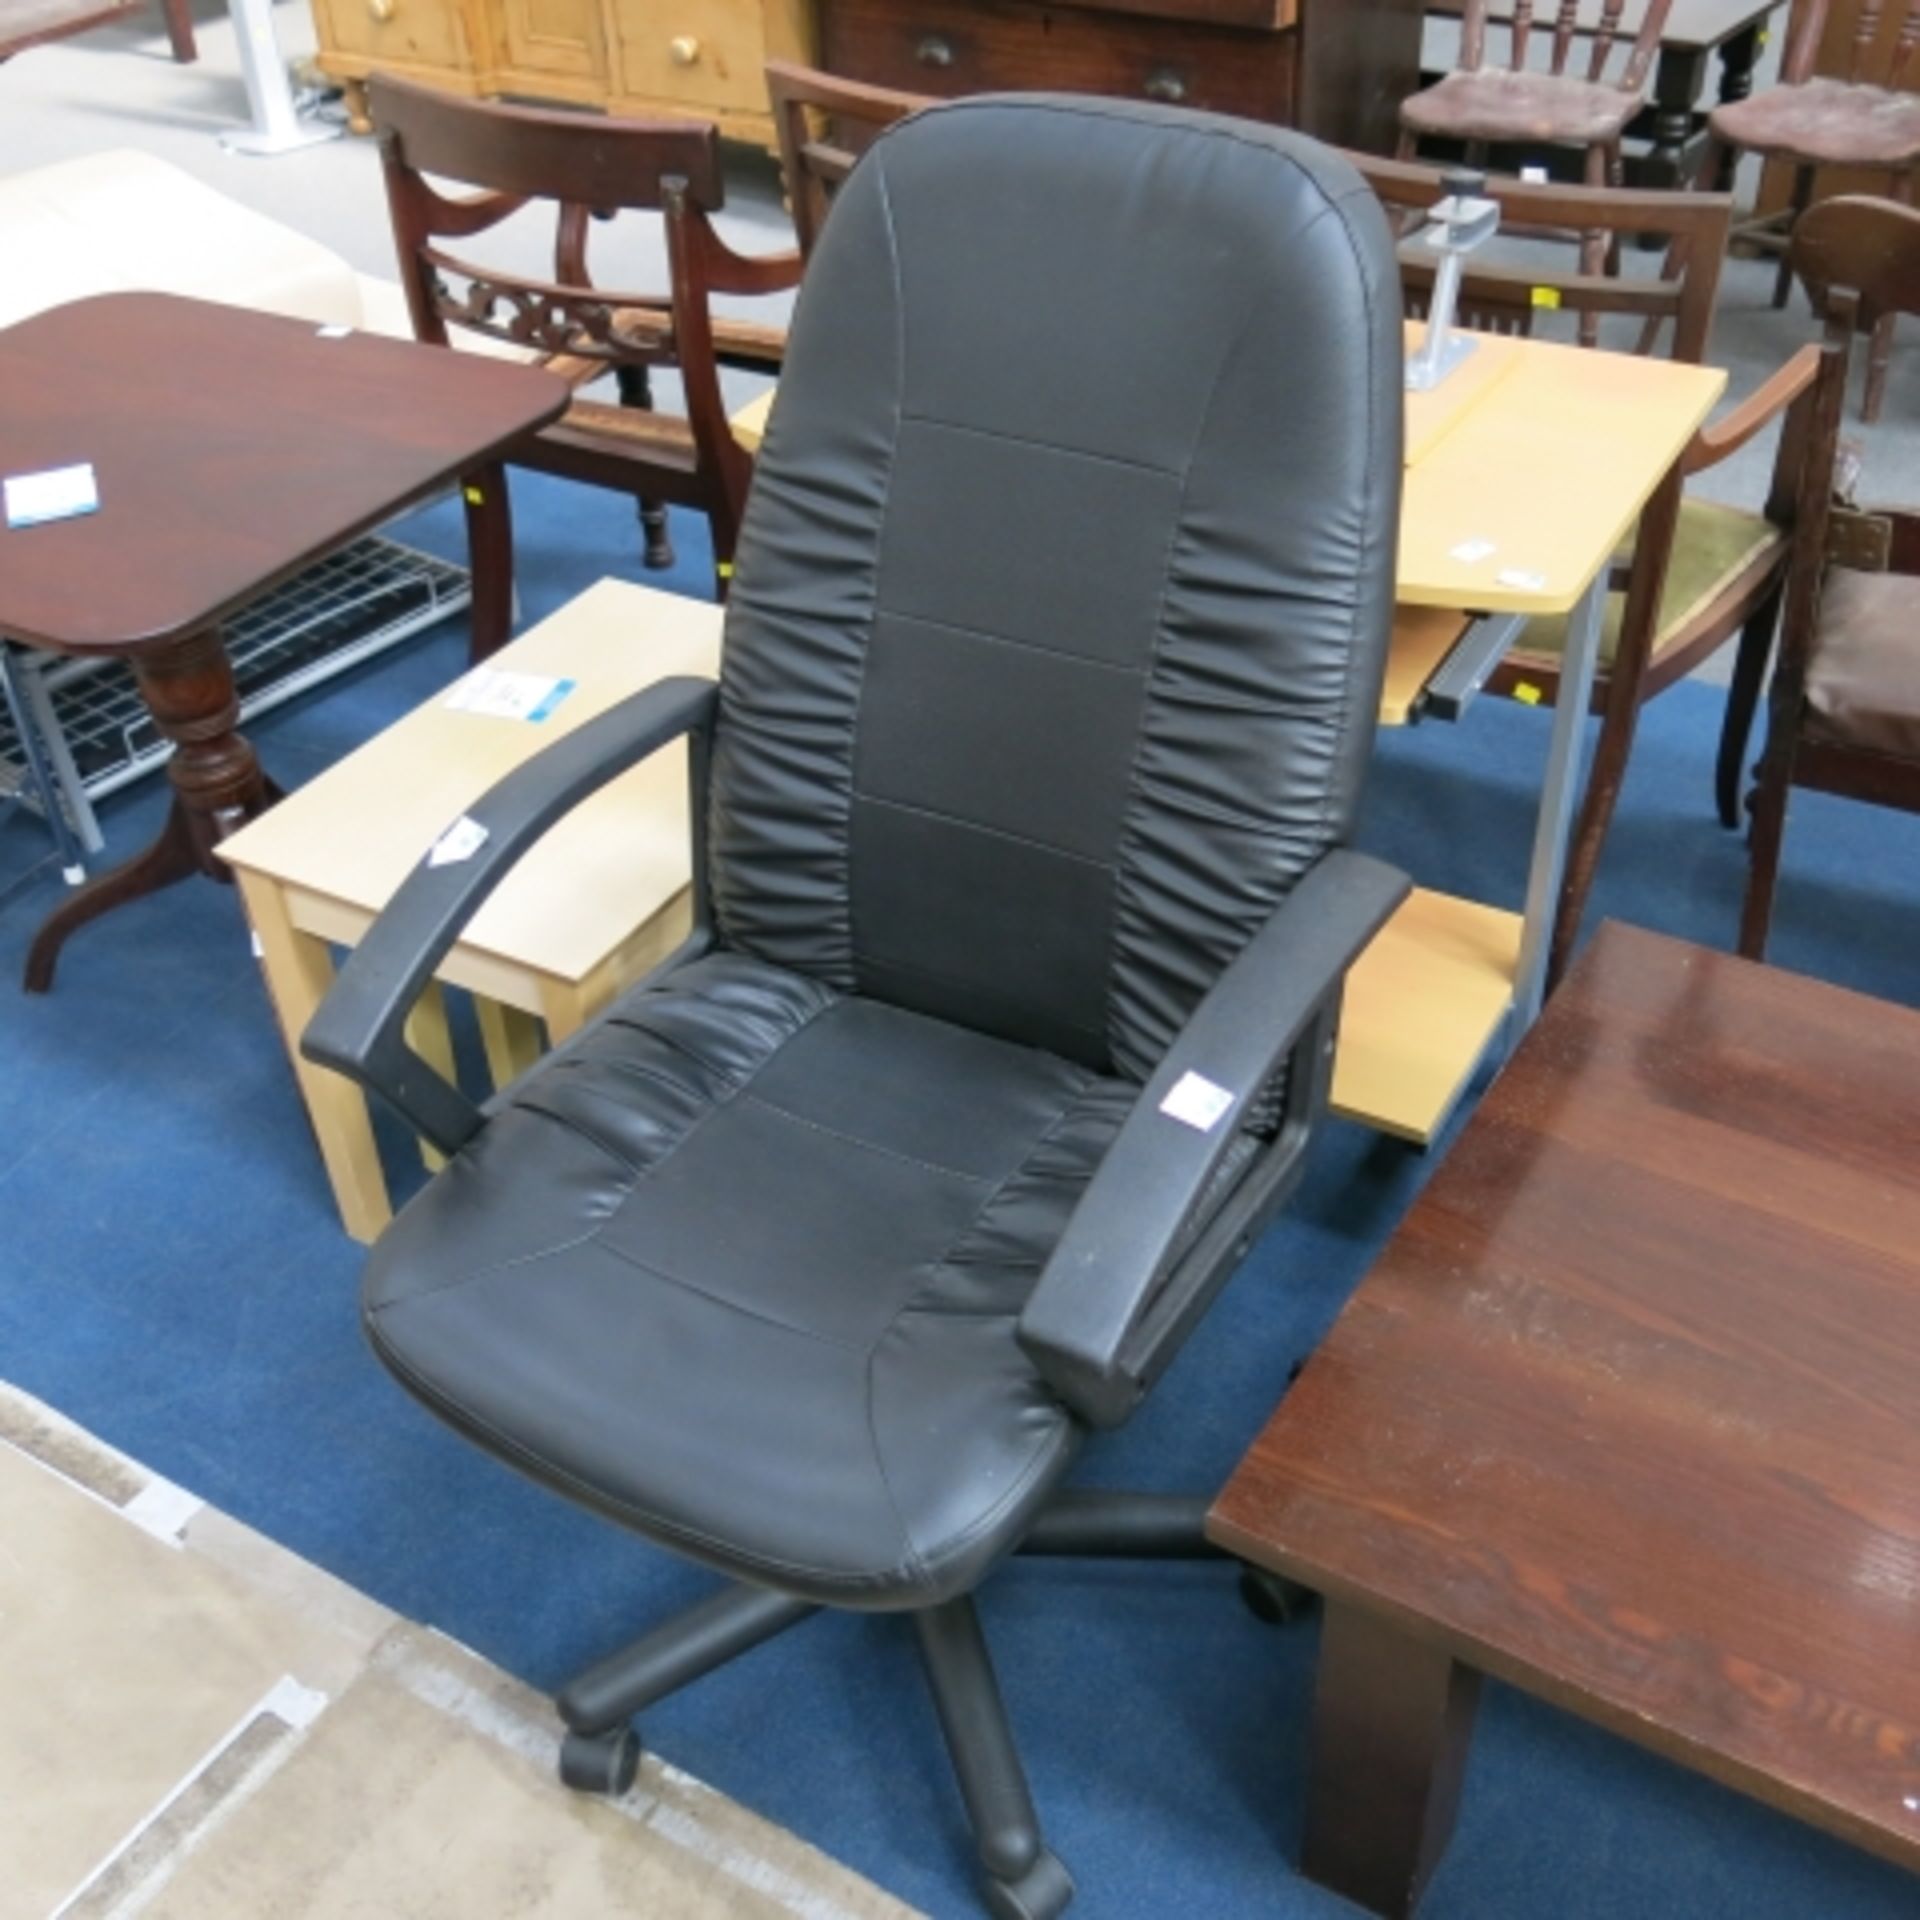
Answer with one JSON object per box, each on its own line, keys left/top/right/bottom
{"left": 23, "top": 627, "right": 269, "bottom": 993}
{"left": 1300, "top": 1602, "right": 1481, "bottom": 1919}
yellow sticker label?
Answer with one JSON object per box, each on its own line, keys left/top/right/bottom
{"left": 716, "top": 560, "right": 735, "bottom": 579}
{"left": 462, "top": 485, "right": 485, "bottom": 506}
{"left": 1514, "top": 682, "right": 1544, "bottom": 706}
{"left": 1757, "top": 25, "right": 1769, "bottom": 43}
{"left": 1530, "top": 286, "right": 1562, "bottom": 310}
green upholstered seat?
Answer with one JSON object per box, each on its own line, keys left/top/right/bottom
{"left": 1513, "top": 497, "right": 1784, "bottom": 671}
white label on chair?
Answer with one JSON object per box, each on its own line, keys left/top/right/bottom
{"left": 446, "top": 668, "right": 576, "bottom": 722}
{"left": 1521, "top": 166, "right": 1549, "bottom": 184}
{"left": 316, "top": 324, "right": 353, "bottom": 339}
{"left": 4, "top": 462, "right": 98, "bottom": 528}
{"left": 1160, "top": 1071, "right": 1235, "bottom": 1133}
{"left": 1497, "top": 568, "right": 1547, "bottom": 593}
{"left": 1449, "top": 538, "right": 1496, "bottom": 564}
{"left": 428, "top": 815, "right": 489, "bottom": 867}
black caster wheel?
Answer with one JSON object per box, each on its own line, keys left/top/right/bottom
{"left": 558, "top": 1724, "right": 641, "bottom": 1797}
{"left": 984, "top": 1848, "right": 1074, "bottom": 1920}
{"left": 1238, "top": 1564, "right": 1318, "bottom": 1626}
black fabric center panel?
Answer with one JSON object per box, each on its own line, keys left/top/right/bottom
{"left": 710, "top": 96, "right": 1402, "bottom": 1082}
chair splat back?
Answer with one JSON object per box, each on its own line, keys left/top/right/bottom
{"left": 1462, "top": 0, "right": 1674, "bottom": 88}
{"left": 371, "top": 76, "right": 723, "bottom": 371}
{"left": 710, "top": 97, "right": 1403, "bottom": 1082}
{"left": 765, "top": 59, "right": 932, "bottom": 255}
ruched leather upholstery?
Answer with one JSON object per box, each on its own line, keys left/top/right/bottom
{"left": 363, "top": 98, "right": 1401, "bottom": 1610}
{"left": 711, "top": 96, "right": 1401, "bottom": 1080}
{"left": 367, "top": 952, "right": 1136, "bottom": 1606}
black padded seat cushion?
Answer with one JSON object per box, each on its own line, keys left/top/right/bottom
{"left": 363, "top": 952, "right": 1158, "bottom": 1608}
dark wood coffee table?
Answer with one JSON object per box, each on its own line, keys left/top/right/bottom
{"left": 0, "top": 292, "right": 567, "bottom": 990}
{"left": 1210, "top": 923, "right": 1920, "bottom": 1916}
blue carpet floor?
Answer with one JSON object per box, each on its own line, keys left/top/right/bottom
{"left": 3, "top": 474, "right": 1917, "bottom": 1919}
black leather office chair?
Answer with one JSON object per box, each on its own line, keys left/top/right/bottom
{"left": 306, "top": 95, "right": 1406, "bottom": 1920}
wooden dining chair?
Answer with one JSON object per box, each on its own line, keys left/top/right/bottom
{"left": 1742, "top": 196, "right": 1920, "bottom": 955}
{"left": 369, "top": 75, "right": 801, "bottom": 615}
{"left": 1705, "top": 0, "right": 1920, "bottom": 422}
{"left": 765, "top": 60, "right": 932, "bottom": 255}
{"left": 1350, "top": 154, "right": 1823, "bottom": 981}
{"left": 1397, "top": 0, "right": 1676, "bottom": 344}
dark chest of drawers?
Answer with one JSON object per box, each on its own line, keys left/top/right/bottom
{"left": 817, "top": 0, "right": 1421, "bottom": 154}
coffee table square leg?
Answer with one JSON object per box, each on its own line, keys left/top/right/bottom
{"left": 1302, "top": 1601, "right": 1481, "bottom": 1918}
{"left": 235, "top": 870, "right": 392, "bottom": 1244}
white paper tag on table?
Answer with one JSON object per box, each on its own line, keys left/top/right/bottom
{"left": 428, "top": 815, "right": 489, "bottom": 867}
{"left": 1159, "top": 1070, "right": 1236, "bottom": 1134}
{"left": 446, "top": 668, "right": 576, "bottom": 722}
{"left": 4, "top": 462, "right": 99, "bottom": 529}
{"left": 1449, "top": 538, "right": 1496, "bottom": 564}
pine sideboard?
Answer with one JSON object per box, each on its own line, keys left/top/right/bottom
{"left": 312, "top": 0, "right": 814, "bottom": 149}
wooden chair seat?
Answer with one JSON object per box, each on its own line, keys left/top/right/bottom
{"left": 1508, "top": 498, "right": 1784, "bottom": 676}
{"left": 551, "top": 395, "right": 699, "bottom": 466}
{"left": 1710, "top": 77, "right": 1920, "bottom": 168}
{"left": 1400, "top": 67, "right": 1642, "bottom": 145}
{"left": 1803, "top": 567, "right": 1920, "bottom": 757}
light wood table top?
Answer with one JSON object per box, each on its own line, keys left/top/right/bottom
{"left": 219, "top": 580, "right": 721, "bottom": 985}
{"left": 1397, "top": 334, "right": 1723, "bottom": 614}
{"left": 1214, "top": 924, "right": 1920, "bottom": 1912}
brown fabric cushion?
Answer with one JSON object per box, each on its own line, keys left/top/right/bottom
{"left": 1710, "top": 79, "right": 1920, "bottom": 168}
{"left": 1805, "top": 568, "right": 1920, "bottom": 759}
{"left": 1401, "top": 69, "right": 1640, "bottom": 145}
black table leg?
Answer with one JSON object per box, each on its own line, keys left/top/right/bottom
{"left": 1300, "top": 1601, "right": 1482, "bottom": 1918}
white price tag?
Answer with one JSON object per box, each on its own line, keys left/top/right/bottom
{"left": 1159, "top": 1070, "right": 1235, "bottom": 1134}
{"left": 4, "top": 462, "right": 99, "bottom": 529}
{"left": 428, "top": 815, "right": 489, "bottom": 867}
{"left": 446, "top": 668, "right": 576, "bottom": 722}
{"left": 316, "top": 324, "right": 353, "bottom": 339}
{"left": 1497, "top": 568, "right": 1547, "bottom": 593}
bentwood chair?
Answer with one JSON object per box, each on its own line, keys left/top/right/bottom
{"left": 1743, "top": 196, "right": 1920, "bottom": 954}
{"left": 765, "top": 59, "right": 932, "bottom": 254}
{"left": 304, "top": 97, "right": 1407, "bottom": 1919}
{"left": 370, "top": 76, "right": 801, "bottom": 614}
{"left": 1397, "top": 0, "right": 1675, "bottom": 342}
{"left": 1708, "top": 0, "right": 1920, "bottom": 421}
{"left": 1352, "top": 152, "right": 1822, "bottom": 979}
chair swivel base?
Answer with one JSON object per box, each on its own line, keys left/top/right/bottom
{"left": 546, "top": 1490, "right": 1283, "bottom": 1920}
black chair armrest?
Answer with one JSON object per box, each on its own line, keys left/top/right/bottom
{"left": 1017, "top": 849, "right": 1408, "bottom": 1429}
{"left": 301, "top": 676, "right": 718, "bottom": 1157}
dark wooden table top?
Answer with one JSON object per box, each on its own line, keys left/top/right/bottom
{"left": 0, "top": 292, "right": 567, "bottom": 655}
{"left": 1211, "top": 923, "right": 1920, "bottom": 1873}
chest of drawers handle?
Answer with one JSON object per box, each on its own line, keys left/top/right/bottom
{"left": 914, "top": 33, "right": 954, "bottom": 68}
{"left": 669, "top": 33, "right": 701, "bottom": 64}
{"left": 1143, "top": 67, "right": 1187, "bottom": 103}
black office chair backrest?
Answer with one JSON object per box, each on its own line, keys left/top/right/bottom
{"left": 709, "top": 96, "right": 1402, "bottom": 1081}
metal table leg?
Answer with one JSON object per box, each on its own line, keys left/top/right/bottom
{"left": 0, "top": 645, "right": 88, "bottom": 887}
{"left": 1512, "top": 571, "right": 1607, "bottom": 1032}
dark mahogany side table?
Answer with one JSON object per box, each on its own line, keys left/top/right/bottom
{"left": 1210, "top": 923, "right": 1920, "bottom": 1915}
{"left": 0, "top": 293, "right": 567, "bottom": 991}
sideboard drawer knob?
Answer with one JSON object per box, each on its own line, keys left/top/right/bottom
{"left": 915, "top": 33, "right": 954, "bottom": 68}
{"left": 367, "top": 0, "right": 395, "bottom": 21}
{"left": 669, "top": 33, "right": 701, "bottom": 64}
{"left": 1144, "top": 67, "right": 1187, "bottom": 103}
